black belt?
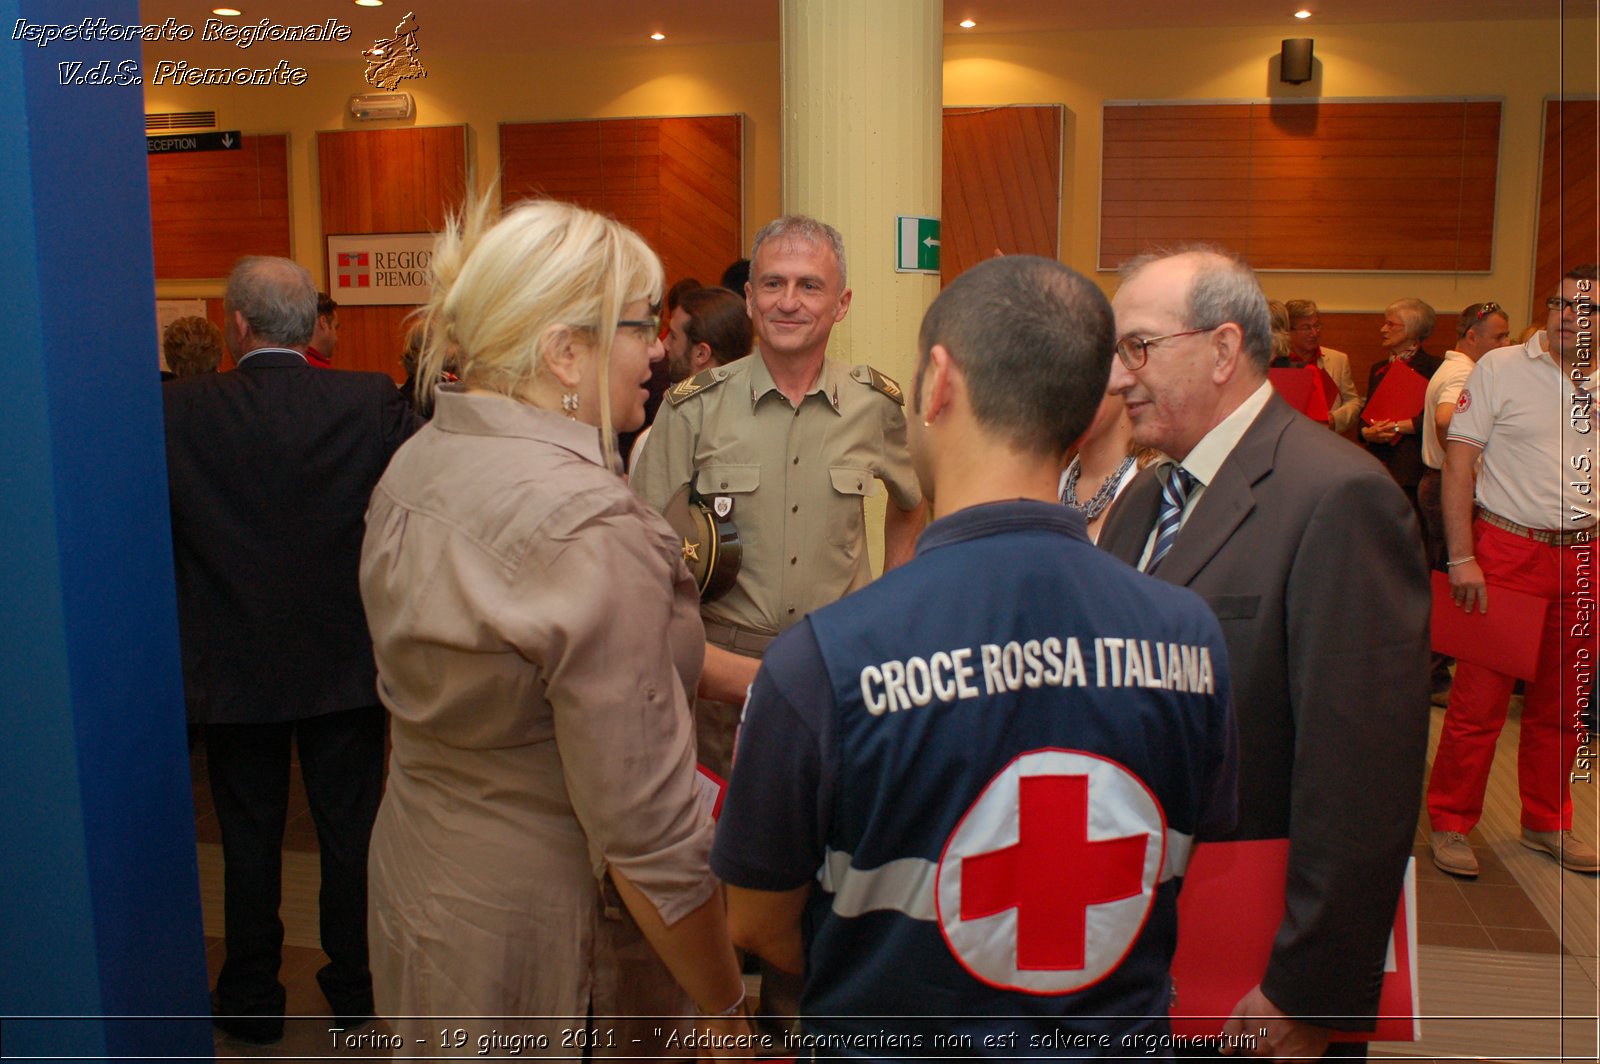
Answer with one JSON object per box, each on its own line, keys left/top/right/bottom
{"left": 702, "top": 619, "right": 776, "bottom": 656}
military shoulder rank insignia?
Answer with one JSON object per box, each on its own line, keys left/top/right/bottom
{"left": 667, "top": 367, "right": 729, "bottom": 406}
{"left": 853, "top": 365, "right": 905, "bottom": 406}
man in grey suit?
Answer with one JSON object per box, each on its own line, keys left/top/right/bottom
{"left": 1098, "top": 248, "right": 1429, "bottom": 1059}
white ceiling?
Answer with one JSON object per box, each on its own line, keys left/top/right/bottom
{"left": 136, "top": 0, "right": 1561, "bottom": 61}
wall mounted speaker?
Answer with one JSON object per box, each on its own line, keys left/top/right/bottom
{"left": 1281, "top": 39, "right": 1314, "bottom": 84}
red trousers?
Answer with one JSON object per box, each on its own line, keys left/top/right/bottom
{"left": 1426, "top": 520, "right": 1596, "bottom": 833}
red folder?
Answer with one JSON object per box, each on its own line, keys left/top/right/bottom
{"left": 695, "top": 764, "right": 727, "bottom": 820}
{"left": 1171, "top": 840, "right": 1419, "bottom": 1042}
{"left": 1362, "top": 361, "right": 1429, "bottom": 425}
{"left": 1429, "top": 570, "right": 1550, "bottom": 681}
{"left": 1269, "top": 366, "right": 1331, "bottom": 424}
{"left": 1317, "top": 365, "right": 1340, "bottom": 409}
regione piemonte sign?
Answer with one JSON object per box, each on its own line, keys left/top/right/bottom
{"left": 327, "top": 233, "right": 435, "bottom": 306}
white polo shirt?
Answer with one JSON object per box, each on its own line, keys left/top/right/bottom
{"left": 1421, "top": 350, "right": 1473, "bottom": 470}
{"left": 1447, "top": 331, "right": 1596, "bottom": 530}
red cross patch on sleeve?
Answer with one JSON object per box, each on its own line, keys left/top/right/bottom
{"left": 1456, "top": 388, "right": 1471, "bottom": 412}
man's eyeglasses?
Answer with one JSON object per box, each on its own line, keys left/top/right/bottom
{"left": 1114, "top": 325, "right": 1220, "bottom": 370}
{"left": 1547, "top": 297, "right": 1595, "bottom": 315}
{"left": 1468, "top": 301, "right": 1503, "bottom": 322}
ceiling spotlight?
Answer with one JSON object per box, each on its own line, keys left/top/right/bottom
{"left": 1294, "top": 9, "right": 1312, "bottom": 17}
{"left": 354, "top": 0, "right": 385, "bottom": 8}
{"left": 649, "top": 32, "right": 666, "bottom": 40}
{"left": 211, "top": 6, "right": 242, "bottom": 14}
{"left": 959, "top": 19, "right": 976, "bottom": 29}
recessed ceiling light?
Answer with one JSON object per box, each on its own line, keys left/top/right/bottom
{"left": 959, "top": 19, "right": 977, "bottom": 29}
{"left": 1294, "top": 9, "right": 1312, "bottom": 17}
{"left": 354, "top": 0, "right": 384, "bottom": 8}
{"left": 649, "top": 32, "right": 666, "bottom": 41}
{"left": 211, "top": 6, "right": 242, "bottom": 14}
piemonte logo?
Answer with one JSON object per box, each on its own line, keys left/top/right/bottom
{"left": 338, "top": 252, "right": 371, "bottom": 289}
{"left": 363, "top": 11, "right": 426, "bottom": 91}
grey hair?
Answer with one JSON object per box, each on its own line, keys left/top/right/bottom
{"left": 1284, "top": 299, "right": 1319, "bottom": 324}
{"left": 1386, "top": 297, "right": 1436, "bottom": 345}
{"left": 1121, "top": 245, "right": 1273, "bottom": 371}
{"left": 224, "top": 256, "right": 317, "bottom": 348}
{"left": 749, "top": 215, "right": 848, "bottom": 289}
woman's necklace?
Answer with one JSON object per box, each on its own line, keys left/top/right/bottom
{"left": 1061, "top": 453, "right": 1137, "bottom": 520}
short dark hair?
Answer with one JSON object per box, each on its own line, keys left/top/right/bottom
{"left": 666, "top": 277, "right": 702, "bottom": 313}
{"left": 317, "top": 292, "right": 338, "bottom": 318}
{"left": 1457, "top": 302, "right": 1506, "bottom": 340}
{"left": 678, "top": 286, "right": 753, "bottom": 366}
{"left": 1565, "top": 264, "right": 1600, "bottom": 284}
{"left": 720, "top": 258, "right": 750, "bottom": 294}
{"left": 915, "top": 255, "right": 1113, "bottom": 456}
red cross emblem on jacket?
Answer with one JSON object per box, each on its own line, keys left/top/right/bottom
{"left": 935, "top": 748, "right": 1166, "bottom": 995}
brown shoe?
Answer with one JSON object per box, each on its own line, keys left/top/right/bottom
{"left": 1521, "top": 829, "right": 1600, "bottom": 873}
{"left": 1430, "top": 831, "right": 1479, "bottom": 877}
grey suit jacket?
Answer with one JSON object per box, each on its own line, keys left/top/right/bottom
{"left": 1099, "top": 392, "right": 1430, "bottom": 1029}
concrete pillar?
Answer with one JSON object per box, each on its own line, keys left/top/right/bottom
{"left": 780, "top": 0, "right": 942, "bottom": 561}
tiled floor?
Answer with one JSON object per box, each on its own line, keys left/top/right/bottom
{"left": 190, "top": 699, "right": 1600, "bottom": 1061}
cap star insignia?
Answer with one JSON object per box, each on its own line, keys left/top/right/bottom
{"left": 681, "top": 537, "right": 702, "bottom": 563}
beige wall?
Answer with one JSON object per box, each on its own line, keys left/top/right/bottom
{"left": 946, "top": 17, "right": 1599, "bottom": 330}
{"left": 148, "top": 15, "right": 1597, "bottom": 334}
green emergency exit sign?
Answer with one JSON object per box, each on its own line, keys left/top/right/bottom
{"left": 896, "top": 216, "right": 940, "bottom": 273}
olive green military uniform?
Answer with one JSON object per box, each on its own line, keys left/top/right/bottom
{"left": 631, "top": 351, "right": 921, "bottom": 775}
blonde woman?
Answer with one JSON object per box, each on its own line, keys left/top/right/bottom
{"left": 359, "top": 197, "right": 750, "bottom": 1056}
{"left": 1267, "top": 299, "right": 1293, "bottom": 363}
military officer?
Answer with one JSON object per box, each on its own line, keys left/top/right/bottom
{"left": 632, "top": 214, "right": 925, "bottom": 778}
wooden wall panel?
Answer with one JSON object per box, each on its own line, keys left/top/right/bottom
{"left": 148, "top": 134, "right": 290, "bottom": 279}
{"left": 1101, "top": 101, "right": 1501, "bottom": 272}
{"left": 1533, "top": 99, "right": 1599, "bottom": 310}
{"left": 317, "top": 126, "right": 467, "bottom": 379}
{"left": 334, "top": 306, "right": 415, "bottom": 383}
{"left": 318, "top": 125, "right": 467, "bottom": 234}
{"left": 942, "top": 106, "right": 1061, "bottom": 286}
{"left": 501, "top": 115, "right": 742, "bottom": 291}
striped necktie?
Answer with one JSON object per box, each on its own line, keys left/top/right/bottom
{"left": 1145, "top": 464, "right": 1198, "bottom": 573}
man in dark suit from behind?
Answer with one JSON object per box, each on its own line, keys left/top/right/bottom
{"left": 1098, "top": 248, "right": 1430, "bottom": 1059}
{"left": 164, "top": 256, "right": 420, "bottom": 1043}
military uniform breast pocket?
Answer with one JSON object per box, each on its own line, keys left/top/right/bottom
{"left": 825, "top": 466, "right": 878, "bottom": 548}
{"left": 695, "top": 464, "right": 760, "bottom": 499}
